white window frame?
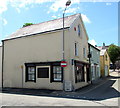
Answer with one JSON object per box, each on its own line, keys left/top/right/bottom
{"left": 53, "top": 66, "right": 62, "bottom": 81}
{"left": 27, "top": 66, "right": 35, "bottom": 81}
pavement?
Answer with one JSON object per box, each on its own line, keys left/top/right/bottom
{"left": 0, "top": 70, "right": 120, "bottom": 107}
{"left": 1, "top": 77, "right": 109, "bottom": 100}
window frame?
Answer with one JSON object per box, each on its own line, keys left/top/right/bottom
{"left": 83, "top": 48, "right": 86, "bottom": 58}
{"left": 75, "top": 65, "right": 85, "bottom": 83}
{"left": 78, "top": 24, "right": 81, "bottom": 36}
{"left": 26, "top": 66, "right": 36, "bottom": 82}
{"left": 75, "top": 42, "right": 78, "bottom": 56}
{"left": 37, "top": 67, "right": 49, "bottom": 78}
{"left": 52, "top": 66, "right": 62, "bottom": 82}
{"left": 51, "top": 65, "right": 63, "bottom": 82}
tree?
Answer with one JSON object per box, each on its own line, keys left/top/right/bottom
{"left": 108, "top": 44, "right": 120, "bottom": 71}
{"left": 23, "top": 23, "right": 33, "bottom": 27}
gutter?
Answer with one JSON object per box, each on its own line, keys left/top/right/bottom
{"left": 2, "top": 27, "right": 70, "bottom": 42}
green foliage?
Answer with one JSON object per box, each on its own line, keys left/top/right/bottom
{"left": 23, "top": 23, "right": 33, "bottom": 27}
{"left": 108, "top": 44, "right": 120, "bottom": 64}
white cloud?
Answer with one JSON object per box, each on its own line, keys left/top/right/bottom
{"left": 0, "top": 0, "right": 53, "bottom": 14}
{"left": 66, "top": 8, "right": 77, "bottom": 14}
{"left": 47, "top": 11, "right": 50, "bottom": 14}
{"left": 50, "top": 0, "right": 68, "bottom": 12}
{"left": 0, "top": 0, "right": 118, "bottom": 15}
{"left": 80, "top": 0, "right": 118, "bottom": 1}
{"left": 0, "top": 0, "right": 8, "bottom": 14}
{"left": 49, "top": 0, "right": 81, "bottom": 12}
{"left": 0, "top": 17, "right": 8, "bottom": 26}
{"left": 3, "top": 18, "right": 8, "bottom": 25}
{"left": 81, "top": 14, "right": 91, "bottom": 24}
{"left": 89, "top": 39, "right": 97, "bottom": 46}
{"left": 106, "top": 2, "right": 112, "bottom": 6}
{"left": 52, "top": 14, "right": 61, "bottom": 19}
{"left": 52, "top": 15, "right": 57, "bottom": 19}
{"left": 16, "top": 8, "right": 21, "bottom": 13}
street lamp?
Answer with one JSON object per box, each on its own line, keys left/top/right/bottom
{"left": 62, "top": 0, "right": 71, "bottom": 91}
{"left": 63, "top": 0, "right": 71, "bottom": 60}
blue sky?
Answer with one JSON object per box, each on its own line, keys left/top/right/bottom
{"left": 0, "top": 0, "right": 118, "bottom": 46}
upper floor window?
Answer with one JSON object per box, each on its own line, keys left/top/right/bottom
{"left": 75, "top": 42, "right": 78, "bottom": 56}
{"left": 83, "top": 48, "right": 86, "bottom": 58}
{"left": 78, "top": 24, "right": 80, "bottom": 36}
{"left": 106, "top": 55, "right": 108, "bottom": 61}
{"left": 90, "top": 51, "right": 93, "bottom": 58}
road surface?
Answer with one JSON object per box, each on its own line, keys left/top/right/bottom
{"left": 0, "top": 70, "right": 120, "bottom": 107}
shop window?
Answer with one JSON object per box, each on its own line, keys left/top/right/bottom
{"left": 26, "top": 66, "right": 36, "bottom": 82}
{"left": 75, "top": 66, "right": 84, "bottom": 83}
{"left": 53, "top": 66, "right": 62, "bottom": 82}
{"left": 37, "top": 67, "right": 49, "bottom": 78}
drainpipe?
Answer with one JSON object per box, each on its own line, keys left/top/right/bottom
{"left": 2, "top": 40, "right": 4, "bottom": 88}
{"left": 88, "top": 44, "right": 92, "bottom": 84}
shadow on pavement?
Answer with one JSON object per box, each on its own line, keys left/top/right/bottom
{"left": 108, "top": 75, "right": 120, "bottom": 79}
{"left": 2, "top": 76, "right": 120, "bottom": 101}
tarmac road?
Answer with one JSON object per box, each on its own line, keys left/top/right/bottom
{"left": 0, "top": 70, "right": 120, "bottom": 107}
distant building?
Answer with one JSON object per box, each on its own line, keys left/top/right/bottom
{"left": 97, "top": 43, "right": 109, "bottom": 50}
{"left": 99, "top": 49, "right": 110, "bottom": 77}
{"left": 88, "top": 43, "right": 100, "bottom": 82}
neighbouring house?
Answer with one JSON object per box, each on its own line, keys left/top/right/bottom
{"left": 2, "top": 13, "right": 90, "bottom": 91}
{"left": 88, "top": 43, "right": 100, "bottom": 82}
{"left": 97, "top": 43, "right": 109, "bottom": 51}
{"left": 99, "top": 49, "right": 110, "bottom": 77}
{"left": 97, "top": 43, "right": 120, "bottom": 70}
{"left": 0, "top": 45, "right": 2, "bottom": 88}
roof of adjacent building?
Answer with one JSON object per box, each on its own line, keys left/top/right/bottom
{"left": 88, "top": 43, "right": 100, "bottom": 51}
{"left": 100, "top": 49, "right": 107, "bottom": 56}
{"left": 4, "top": 13, "right": 81, "bottom": 41}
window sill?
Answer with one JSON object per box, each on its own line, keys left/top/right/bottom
{"left": 26, "top": 80, "right": 36, "bottom": 83}
{"left": 52, "top": 81, "right": 63, "bottom": 82}
{"left": 75, "top": 55, "right": 79, "bottom": 58}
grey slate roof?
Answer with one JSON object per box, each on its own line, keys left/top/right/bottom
{"left": 7, "top": 13, "right": 80, "bottom": 40}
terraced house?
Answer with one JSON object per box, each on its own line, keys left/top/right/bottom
{"left": 88, "top": 43, "right": 100, "bottom": 82}
{"left": 2, "top": 13, "right": 91, "bottom": 91}
{"left": 99, "top": 49, "right": 110, "bottom": 77}
{"left": 97, "top": 44, "right": 110, "bottom": 77}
